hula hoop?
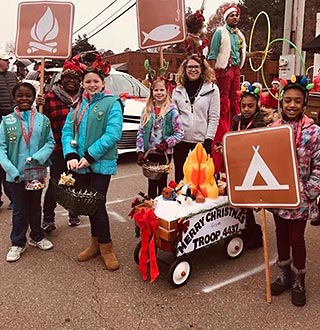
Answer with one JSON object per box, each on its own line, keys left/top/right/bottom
{"left": 248, "top": 11, "right": 271, "bottom": 72}
{"left": 260, "top": 38, "right": 306, "bottom": 101}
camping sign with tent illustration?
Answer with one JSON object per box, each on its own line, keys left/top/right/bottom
{"left": 223, "top": 125, "right": 300, "bottom": 208}
{"left": 223, "top": 124, "right": 300, "bottom": 304}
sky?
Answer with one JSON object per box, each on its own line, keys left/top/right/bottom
{"left": 0, "top": 0, "right": 232, "bottom": 55}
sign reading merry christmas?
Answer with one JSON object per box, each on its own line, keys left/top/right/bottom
{"left": 15, "top": 1, "right": 74, "bottom": 59}
{"left": 223, "top": 125, "right": 301, "bottom": 208}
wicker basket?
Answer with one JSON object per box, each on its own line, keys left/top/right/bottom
{"left": 51, "top": 179, "right": 105, "bottom": 216}
{"left": 142, "top": 148, "right": 172, "bottom": 180}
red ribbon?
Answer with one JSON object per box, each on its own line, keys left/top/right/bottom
{"left": 175, "top": 219, "right": 190, "bottom": 244}
{"left": 16, "top": 107, "right": 35, "bottom": 146}
{"left": 133, "top": 208, "right": 159, "bottom": 283}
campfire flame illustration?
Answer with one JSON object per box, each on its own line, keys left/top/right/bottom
{"left": 28, "top": 7, "right": 59, "bottom": 54}
{"left": 182, "top": 143, "right": 219, "bottom": 199}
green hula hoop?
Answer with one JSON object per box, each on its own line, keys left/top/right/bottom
{"left": 248, "top": 11, "right": 271, "bottom": 72}
{"left": 261, "top": 38, "right": 306, "bottom": 101}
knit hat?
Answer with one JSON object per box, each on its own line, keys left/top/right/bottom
{"left": 61, "top": 55, "right": 86, "bottom": 77}
{"left": 271, "top": 78, "right": 280, "bottom": 86}
{"left": 223, "top": 5, "right": 240, "bottom": 21}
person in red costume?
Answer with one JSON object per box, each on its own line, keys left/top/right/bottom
{"left": 207, "top": 4, "right": 269, "bottom": 174}
{"left": 263, "top": 78, "right": 281, "bottom": 110}
{"left": 185, "top": 9, "right": 208, "bottom": 57}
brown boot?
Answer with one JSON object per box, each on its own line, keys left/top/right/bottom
{"left": 77, "top": 237, "right": 99, "bottom": 262}
{"left": 99, "top": 242, "right": 120, "bottom": 271}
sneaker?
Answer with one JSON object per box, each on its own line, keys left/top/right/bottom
{"left": 7, "top": 202, "right": 13, "bottom": 210}
{"left": 68, "top": 216, "right": 81, "bottom": 227}
{"left": 42, "top": 222, "right": 56, "bottom": 233}
{"left": 29, "top": 238, "right": 53, "bottom": 250}
{"left": 6, "top": 246, "right": 26, "bottom": 262}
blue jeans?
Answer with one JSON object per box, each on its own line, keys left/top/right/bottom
{"left": 72, "top": 172, "right": 111, "bottom": 243}
{"left": 43, "top": 149, "right": 77, "bottom": 223}
{"left": 9, "top": 182, "right": 44, "bottom": 247}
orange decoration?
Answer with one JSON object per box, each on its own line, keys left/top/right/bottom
{"left": 182, "top": 143, "right": 219, "bottom": 199}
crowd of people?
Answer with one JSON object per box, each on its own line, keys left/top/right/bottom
{"left": 0, "top": 3, "right": 319, "bottom": 309}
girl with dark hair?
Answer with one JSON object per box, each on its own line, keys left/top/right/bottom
{"left": 269, "top": 76, "right": 320, "bottom": 307}
{"left": 0, "top": 82, "right": 55, "bottom": 262}
{"left": 230, "top": 84, "right": 266, "bottom": 249}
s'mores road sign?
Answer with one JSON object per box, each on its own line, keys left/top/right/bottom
{"left": 15, "top": 1, "right": 74, "bottom": 59}
{"left": 223, "top": 125, "right": 301, "bottom": 208}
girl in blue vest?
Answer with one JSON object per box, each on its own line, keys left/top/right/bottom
{"left": 136, "top": 77, "right": 183, "bottom": 199}
{"left": 62, "top": 59, "right": 123, "bottom": 271}
{"left": 0, "top": 82, "right": 55, "bottom": 262}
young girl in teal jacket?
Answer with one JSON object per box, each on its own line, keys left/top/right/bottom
{"left": 62, "top": 62, "right": 123, "bottom": 271}
{"left": 0, "top": 82, "right": 55, "bottom": 262}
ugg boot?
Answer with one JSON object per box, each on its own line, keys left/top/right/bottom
{"left": 271, "top": 259, "right": 292, "bottom": 296}
{"left": 291, "top": 265, "right": 306, "bottom": 307}
{"left": 99, "top": 242, "right": 120, "bottom": 271}
{"left": 77, "top": 237, "right": 99, "bottom": 262}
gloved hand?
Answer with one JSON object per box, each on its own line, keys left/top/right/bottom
{"left": 203, "top": 138, "right": 212, "bottom": 155}
{"left": 155, "top": 140, "right": 168, "bottom": 153}
{"left": 137, "top": 152, "right": 145, "bottom": 166}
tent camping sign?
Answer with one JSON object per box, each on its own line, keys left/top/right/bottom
{"left": 223, "top": 125, "right": 301, "bottom": 208}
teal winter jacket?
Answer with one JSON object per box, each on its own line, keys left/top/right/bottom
{"left": 62, "top": 91, "right": 124, "bottom": 175}
{"left": 0, "top": 107, "right": 55, "bottom": 182}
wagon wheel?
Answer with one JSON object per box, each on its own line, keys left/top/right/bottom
{"left": 133, "top": 241, "right": 157, "bottom": 264}
{"left": 224, "top": 235, "right": 244, "bottom": 259}
{"left": 168, "top": 257, "right": 191, "bottom": 288}
{"left": 133, "top": 241, "right": 142, "bottom": 264}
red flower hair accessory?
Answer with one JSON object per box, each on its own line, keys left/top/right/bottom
{"left": 86, "top": 53, "right": 111, "bottom": 77}
{"left": 194, "top": 10, "right": 205, "bottom": 23}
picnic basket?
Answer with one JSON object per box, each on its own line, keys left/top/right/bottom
{"left": 51, "top": 178, "right": 105, "bottom": 216}
{"left": 142, "top": 148, "right": 172, "bottom": 180}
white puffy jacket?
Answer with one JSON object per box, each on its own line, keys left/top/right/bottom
{"left": 172, "top": 82, "right": 220, "bottom": 143}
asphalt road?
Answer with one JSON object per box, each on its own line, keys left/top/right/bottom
{"left": 0, "top": 153, "right": 319, "bottom": 330}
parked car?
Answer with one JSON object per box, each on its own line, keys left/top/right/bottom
{"left": 24, "top": 68, "right": 149, "bottom": 154}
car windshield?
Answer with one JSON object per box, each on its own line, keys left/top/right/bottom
{"left": 25, "top": 70, "right": 149, "bottom": 99}
{"left": 105, "top": 74, "right": 149, "bottom": 98}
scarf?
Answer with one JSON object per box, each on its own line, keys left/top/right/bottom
{"left": 52, "top": 84, "right": 80, "bottom": 108}
{"left": 185, "top": 78, "right": 203, "bottom": 104}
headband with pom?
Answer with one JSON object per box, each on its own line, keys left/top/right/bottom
{"left": 279, "top": 75, "right": 314, "bottom": 107}
{"left": 237, "top": 83, "right": 261, "bottom": 99}
{"left": 280, "top": 75, "right": 314, "bottom": 95}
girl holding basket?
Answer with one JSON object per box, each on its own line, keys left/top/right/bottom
{"left": 136, "top": 76, "right": 183, "bottom": 199}
{"left": 61, "top": 55, "right": 123, "bottom": 271}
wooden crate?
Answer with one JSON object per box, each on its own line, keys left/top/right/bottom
{"left": 158, "top": 226, "right": 176, "bottom": 242}
{"left": 157, "top": 217, "right": 179, "bottom": 231}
